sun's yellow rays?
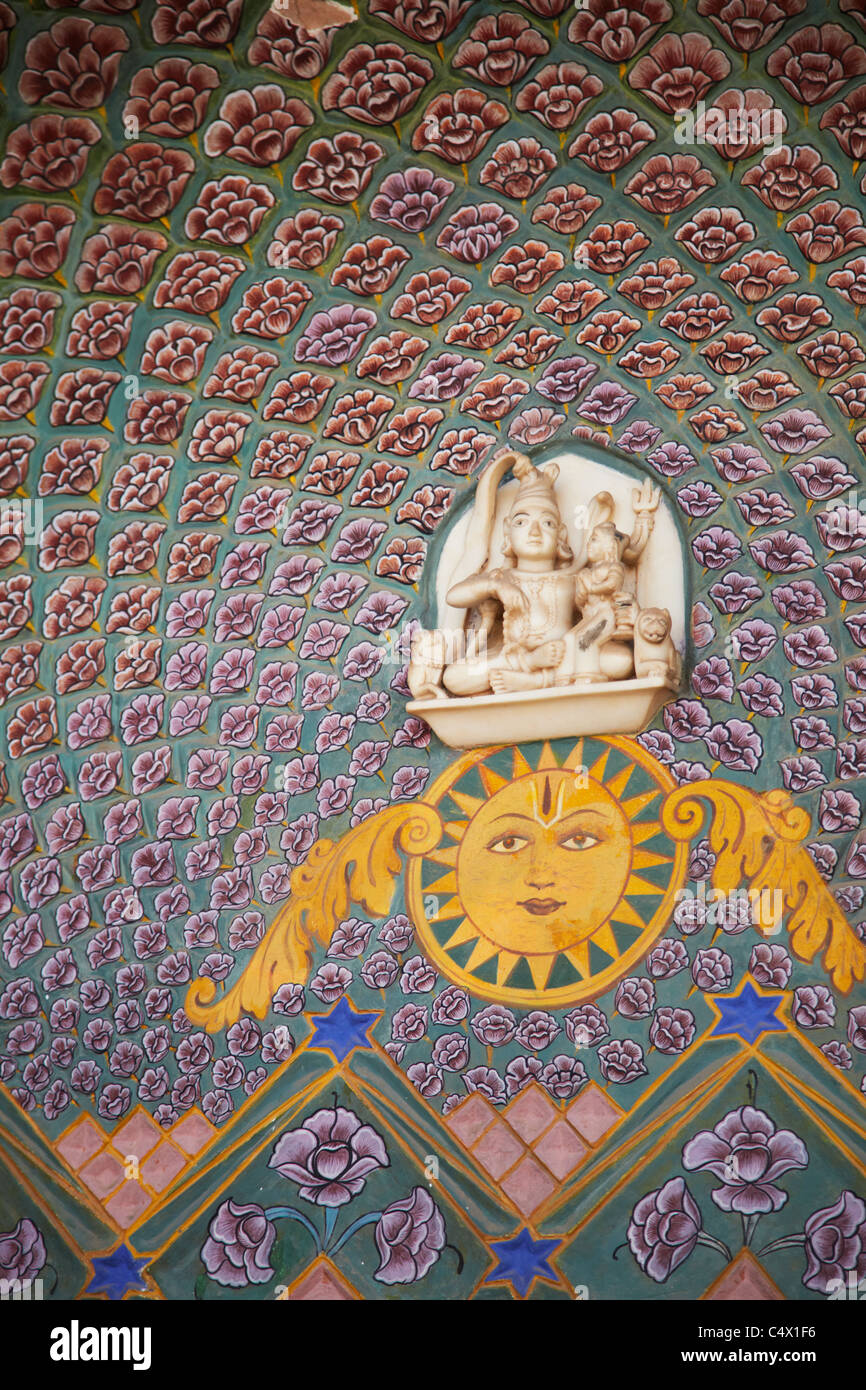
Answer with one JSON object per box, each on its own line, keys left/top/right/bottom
{"left": 561, "top": 740, "right": 585, "bottom": 772}
{"left": 496, "top": 949, "right": 524, "bottom": 986}
{"left": 443, "top": 919, "right": 477, "bottom": 950}
{"left": 464, "top": 936, "right": 499, "bottom": 973}
{"left": 610, "top": 898, "right": 646, "bottom": 930}
{"left": 622, "top": 788, "right": 663, "bottom": 818}
{"left": 478, "top": 763, "right": 509, "bottom": 796}
{"left": 632, "top": 848, "right": 672, "bottom": 870}
{"left": 537, "top": 741, "right": 559, "bottom": 770}
{"left": 425, "top": 868, "right": 458, "bottom": 894}
{"left": 588, "top": 920, "right": 620, "bottom": 960}
{"left": 624, "top": 872, "right": 666, "bottom": 897}
{"left": 587, "top": 747, "right": 611, "bottom": 782}
{"left": 512, "top": 747, "right": 534, "bottom": 778}
{"left": 633, "top": 820, "right": 663, "bottom": 845}
{"left": 425, "top": 845, "right": 458, "bottom": 870}
{"left": 604, "top": 761, "right": 635, "bottom": 800}
{"left": 431, "top": 896, "right": 463, "bottom": 923}
{"left": 526, "top": 954, "right": 557, "bottom": 990}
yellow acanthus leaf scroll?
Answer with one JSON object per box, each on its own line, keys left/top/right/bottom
{"left": 662, "top": 782, "right": 866, "bottom": 995}
{"left": 186, "top": 803, "right": 443, "bottom": 1032}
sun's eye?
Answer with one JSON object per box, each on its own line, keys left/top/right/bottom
{"left": 558, "top": 831, "right": 600, "bottom": 852}
{"left": 487, "top": 833, "right": 529, "bottom": 854}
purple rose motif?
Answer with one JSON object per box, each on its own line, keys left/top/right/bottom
{"left": 471, "top": 1004, "right": 517, "bottom": 1047}
{"left": 295, "top": 304, "right": 377, "bottom": 367}
{"left": 618, "top": 419, "right": 661, "bottom": 452}
{"left": 463, "top": 1065, "right": 506, "bottom": 1105}
{"left": 370, "top": 167, "right": 454, "bottom": 234}
{"left": 408, "top": 353, "right": 483, "bottom": 402}
{"left": 738, "top": 673, "right": 784, "bottom": 717}
{"left": 536, "top": 354, "right": 596, "bottom": 404}
{"left": 678, "top": 481, "right": 721, "bottom": 518}
{"left": 431, "top": 1031, "right": 469, "bottom": 1071}
{"left": 201, "top": 1200, "right": 276, "bottom": 1288}
{"left": 749, "top": 943, "right": 792, "bottom": 988}
{"left": 711, "top": 442, "right": 771, "bottom": 484}
{"left": 792, "top": 985, "right": 836, "bottom": 1029}
{"left": 708, "top": 571, "right": 762, "bottom": 615}
{"left": 648, "top": 441, "right": 698, "bottom": 478}
{"left": 0, "top": 1217, "right": 45, "bottom": 1284}
{"left": 374, "top": 1186, "right": 446, "bottom": 1285}
{"left": 704, "top": 719, "right": 763, "bottom": 772}
{"left": 515, "top": 1010, "right": 561, "bottom": 1052}
{"left": 848, "top": 1005, "right": 866, "bottom": 1052}
{"left": 692, "top": 526, "right": 742, "bottom": 570}
{"left": 691, "top": 946, "right": 732, "bottom": 991}
{"left": 269, "top": 1104, "right": 389, "bottom": 1206}
{"left": 578, "top": 379, "right": 636, "bottom": 425}
{"left": 749, "top": 530, "right": 815, "bottom": 574}
{"left": 801, "top": 1191, "right": 866, "bottom": 1295}
{"left": 691, "top": 656, "right": 734, "bottom": 701}
{"left": 505, "top": 1056, "right": 543, "bottom": 1096}
{"left": 760, "top": 408, "right": 830, "bottom": 455}
{"left": 682, "top": 1106, "right": 808, "bottom": 1214}
{"left": 436, "top": 202, "right": 519, "bottom": 262}
{"left": 540, "top": 1054, "right": 587, "bottom": 1100}
{"left": 598, "top": 1038, "right": 646, "bottom": 1084}
{"left": 564, "top": 1002, "right": 608, "bottom": 1048}
{"left": 628, "top": 1177, "right": 704, "bottom": 1282}
{"left": 649, "top": 1007, "right": 696, "bottom": 1054}
{"left": 614, "top": 975, "right": 655, "bottom": 1020}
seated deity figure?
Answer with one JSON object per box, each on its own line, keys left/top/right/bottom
{"left": 441, "top": 455, "right": 575, "bottom": 695}
{"left": 418, "top": 450, "right": 663, "bottom": 697}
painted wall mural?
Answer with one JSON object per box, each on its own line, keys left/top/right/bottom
{"left": 0, "top": 0, "right": 864, "bottom": 1304}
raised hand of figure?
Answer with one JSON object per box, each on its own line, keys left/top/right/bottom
{"left": 631, "top": 478, "right": 660, "bottom": 516}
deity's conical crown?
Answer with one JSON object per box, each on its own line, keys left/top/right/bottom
{"left": 511, "top": 455, "right": 560, "bottom": 509}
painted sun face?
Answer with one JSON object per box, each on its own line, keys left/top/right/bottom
{"left": 457, "top": 773, "right": 632, "bottom": 957}
{"left": 408, "top": 739, "right": 688, "bottom": 1008}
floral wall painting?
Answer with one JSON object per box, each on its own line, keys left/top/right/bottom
{"left": 0, "top": 0, "right": 864, "bottom": 1309}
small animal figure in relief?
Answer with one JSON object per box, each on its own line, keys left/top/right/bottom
{"left": 633, "top": 607, "right": 680, "bottom": 684}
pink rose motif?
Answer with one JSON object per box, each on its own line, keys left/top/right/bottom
{"left": 1, "top": 114, "right": 101, "bottom": 192}
{"left": 453, "top": 12, "right": 549, "bottom": 85}
{"left": 0, "top": 202, "right": 75, "bottom": 279}
{"left": 19, "top": 16, "right": 128, "bottom": 108}
{"left": 515, "top": 61, "right": 603, "bottom": 129}
{"left": 766, "top": 23, "right": 866, "bottom": 105}
{"left": 123, "top": 57, "right": 220, "bottom": 138}
{"left": 248, "top": 12, "right": 336, "bottom": 80}
{"left": 569, "top": 0, "right": 672, "bottom": 63}
{"left": 368, "top": 0, "right": 473, "bottom": 43}
{"left": 321, "top": 42, "right": 432, "bottom": 124}
{"left": 412, "top": 88, "right": 508, "bottom": 164}
{"left": 292, "top": 131, "right": 384, "bottom": 206}
{"left": 92, "top": 142, "right": 195, "bottom": 222}
{"left": 185, "top": 176, "right": 276, "bottom": 246}
{"left": 628, "top": 31, "right": 731, "bottom": 113}
{"left": 151, "top": 0, "right": 243, "bottom": 47}
{"left": 203, "top": 85, "right": 314, "bottom": 166}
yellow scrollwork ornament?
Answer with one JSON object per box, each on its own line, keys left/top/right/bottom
{"left": 185, "top": 740, "right": 866, "bottom": 1031}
